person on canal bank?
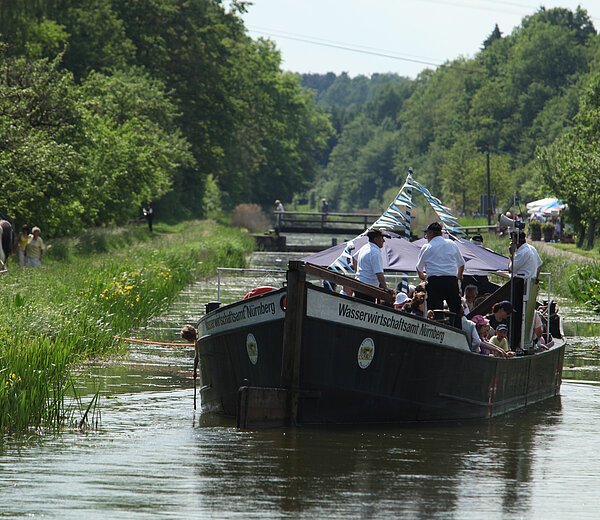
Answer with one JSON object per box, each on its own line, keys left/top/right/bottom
{"left": 354, "top": 228, "right": 393, "bottom": 303}
{"left": 17, "top": 224, "right": 31, "bottom": 267}
{"left": 25, "top": 226, "right": 44, "bottom": 267}
{"left": 416, "top": 222, "right": 465, "bottom": 326}
{"left": 321, "top": 198, "right": 329, "bottom": 225}
{"left": 143, "top": 202, "right": 154, "bottom": 232}
{"left": 274, "top": 199, "right": 284, "bottom": 227}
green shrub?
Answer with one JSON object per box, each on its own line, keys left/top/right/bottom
{"left": 542, "top": 222, "right": 555, "bottom": 242}
{"left": 529, "top": 220, "right": 542, "bottom": 241}
{"left": 568, "top": 262, "right": 600, "bottom": 312}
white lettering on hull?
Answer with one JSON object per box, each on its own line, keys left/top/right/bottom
{"left": 199, "top": 292, "right": 284, "bottom": 336}
{"left": 307, "top": 289, "right": 470, "bottom": 351}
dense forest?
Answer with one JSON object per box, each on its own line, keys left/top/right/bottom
{"left": 299, "top": 7, "right": 600, "bottom": 247}
{"left": 1, "top": 2, "right": 599, "bottom": 246}
{"left": 0, "top": 0, "right": 333, "bottom": 234}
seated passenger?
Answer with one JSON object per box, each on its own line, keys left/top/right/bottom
{"left": 340, "top": 286, "right": 353, "bottom": 297}
{"left": 485, "top": 300, "right": 513, "bottom": 336}
{"left": 489, "top": 323, "right": 510, "bottom": 352}
{"left": 461, "top": 310, "right": 482, "bottom": 353}
{"left": 471, "top": 315, "right": 508, "bottom": 357}
{"left": 394, "top": 292, "right": 409, "bottom": 310}
{"left": 472, "top": 315, "right": 491, "bottom": 341}
{"left": 532, "top": 307, "right": 549, "bottom": 349}
{"left": 414, "top": 283, "right": 426, "bottom": 295}
{"left": 323, "top": 280, "right": 337, "bottom": 292}
{"left": 406, "top": 292, "right": 426, "bottom": 317}
{"left": 463, "top": 284, "right": 478, "bottom": 314}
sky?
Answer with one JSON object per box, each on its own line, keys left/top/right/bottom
{"left": 241, "top": 0, "right": 600, "bottom": 78}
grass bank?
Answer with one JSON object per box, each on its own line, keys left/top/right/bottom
{"left": 0, "top": 221, "right": 254, "bottom": 434}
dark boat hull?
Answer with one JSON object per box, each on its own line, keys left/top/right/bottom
{"left": 197, "top": 285, "right": 564, "bottom": 424}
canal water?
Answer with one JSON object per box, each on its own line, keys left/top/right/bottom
{"left": 1, "top": 249, "right": 600, "bottom": 519}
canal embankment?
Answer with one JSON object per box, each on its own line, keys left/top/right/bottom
{"left": 0, "top": 220, "right": 254, "bottom": 434}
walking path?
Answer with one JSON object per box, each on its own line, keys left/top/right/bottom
{"left": 532, "top": 241, "right": 594, "bottom": 264}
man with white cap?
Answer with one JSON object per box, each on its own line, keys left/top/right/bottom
{"left": 355, "top": 228, "right": 392, "bottom": 302}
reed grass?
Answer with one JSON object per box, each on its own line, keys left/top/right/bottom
{"left": 0, "top": 221, "right": 254, "bottom": 434}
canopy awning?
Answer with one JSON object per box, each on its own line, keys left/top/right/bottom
{"left": 303, "top": 235, "right": 509, "bottom": 275}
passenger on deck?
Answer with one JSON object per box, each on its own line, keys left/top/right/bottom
{"left": 340, "top": 286, "right": 353, "bottom": 297}
{"left": 485, "top": 300, "right": 513, "bottom": 335}
{"left": 394, "top": 291, "right": 409, "bottom": 310}
{"left": 405, "top": 292, "right": 426, "bottom": 317}
{"left": 461, "top": 309, "right": 482, "bottom": 353}
{"left": 414, "top": 283, "right": 426, "bottom": 295}
{"left": 509, "top": 231, "right": 543, "bottom": 283}
{"left": 416, "top": 222, "right": 465, "bottom": 327}
{"left": 463, "top": 284, "right": 478, "bottom": 314}
{"left": 470, "top": 234, "right": 484, "bottom": 245}
{"left": 472, "top": 315, "right": 491, "bottom": 340}
{"left": 472, "top": 314, "right": 508, "bottom": 357}
{"left": 354, "top": 228, "right": 392, "bottom": 303}
{"left": 489, "top": 323, "right": 510, "bottom": 352}
{"left": 532, "top": 306, "right": 548, "bottom": 349}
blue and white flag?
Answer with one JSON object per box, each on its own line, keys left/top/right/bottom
{"left": 328, "top": 240, "right": 356, "bottom": 275}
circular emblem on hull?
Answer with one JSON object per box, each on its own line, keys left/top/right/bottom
{"left": 357, "top": 338, "right": 375, "bottom": 369}
{"left": 246, "top": 333, "right": 258, "bottom": 365}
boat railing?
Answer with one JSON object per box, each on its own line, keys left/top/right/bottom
{"left": 301, "top": 262, "right": 395, "bottom": 304}
{"left": 216, "top": 267, "right": 286, "bottom": 303}
{"left": 539, "top": 270, "right": 554, "bottom": 344}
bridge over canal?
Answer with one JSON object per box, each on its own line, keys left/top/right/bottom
{"left": 273, "top": 210, "right": 381, "bottom": 235}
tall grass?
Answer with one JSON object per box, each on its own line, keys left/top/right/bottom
{"left": 0, "top": 221, "right": 254, "bottom": 434}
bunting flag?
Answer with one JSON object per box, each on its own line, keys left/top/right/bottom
{"left": 371, "top": 173, "right": 465, "bottom": 237}
{"left": 327, "top": 240, "right": 356, "bottom": 275}
{"left": 407, "top": 178, "right": 466, "bottom": 237}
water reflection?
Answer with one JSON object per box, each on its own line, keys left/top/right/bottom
{"left": 189, "top": 399, "right": 563, "bottom": 518}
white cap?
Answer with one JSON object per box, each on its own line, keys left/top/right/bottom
{"left": 395, "top": 292, "right": 408, "bottom": 305}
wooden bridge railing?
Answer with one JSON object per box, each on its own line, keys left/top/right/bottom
{"left": 273, "top": 211, "right": 382, "bottom": 233}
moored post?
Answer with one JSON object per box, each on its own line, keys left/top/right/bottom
{"left": 280, "top": 260, "right": 307, "bottom": 426}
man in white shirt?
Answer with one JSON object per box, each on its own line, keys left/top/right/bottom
{"left": 355, "top": 228, "right": 391, "bottom": 302}
{"left": 416, "top": 222, "right": 465, "bottom": 324}
{"left": 509, "top": 231, "right": 543, "bottom": 282}
{"left": 509, "top": 231, "right": 543, "bottom": 350}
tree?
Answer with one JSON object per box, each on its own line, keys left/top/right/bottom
{"left": 537, "top": 73, "right": 600, "bottom": 248}
{"left": 482, "top": 24, "right": 502, "bottom": 50}
{"left": 77, "top": 68, "right": 195, "bottom": 225}
{"left": 0, "top": 52, "right": 85, "bottom": 235}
